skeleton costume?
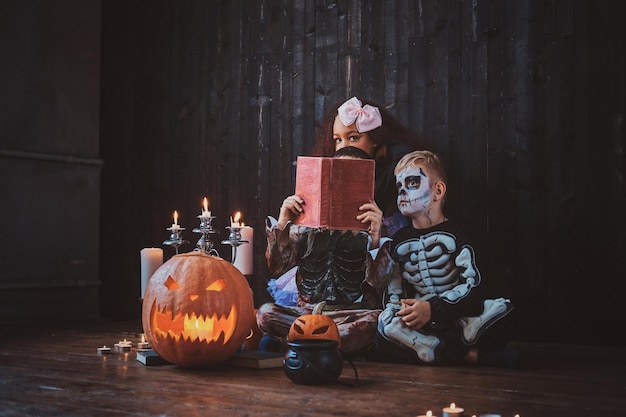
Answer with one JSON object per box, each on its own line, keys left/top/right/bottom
{"left": 369, "top": 221, "right": 514, "bottom": 365}
{"left": 368, "top": 161, "right": 514, "bottom": 365}
{"left": 256, "top": 217, "right": 382, "bottom": 355}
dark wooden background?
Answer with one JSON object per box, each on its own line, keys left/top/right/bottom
{"left": 99, "top": 0, "right": 625, "bottom": 345}
{"left": 1, "top": 1, "right": 623, "bottom": 346}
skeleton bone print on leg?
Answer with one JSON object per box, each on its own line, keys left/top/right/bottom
{"left": 395, "top": 232, "right": 481, "bottom": 303}
{"left": 378, "top": 308, "right": 440, "bottom": 363}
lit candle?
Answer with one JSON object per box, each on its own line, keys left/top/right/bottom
{"left": 231, "top": 211, "right": 242, "bottom": 227}
{"left": 137, "top": 334, "right": 150, "bottom": 349}
{"left": 201, "top": 197, "right": 211, "bottom": 217}
{"left": 442, "top": 403, "right": 464, "bottom": 417}
{"left": 170, "top": 210, "right": 181, "bottom": 230}
{"left": 140, "top": 247, "right": 163, "bottom": 299}
{"left": 114, "top": 339, "right": 132, "bottom": 351}
{"left": 97, "top": 346, "right": 111, "bottom": 355}
{"left": 417, "top": 411, "right": 436, "bottom": 417}
{"left": 232, "top": 217, "right": 254, "bottom": 275}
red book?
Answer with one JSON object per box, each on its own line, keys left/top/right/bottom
{"left": 294, "top": 156, "right": 375, "bottom": 230}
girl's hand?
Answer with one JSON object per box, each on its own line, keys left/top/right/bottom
{"left": 357, "top": 200, "right": 383, "bottom": 247}
{"left": 278, "top": 195, "right": 304, "bottom": 229}
{"left": 396, "top": 298, "right": 431, "bottom": 330}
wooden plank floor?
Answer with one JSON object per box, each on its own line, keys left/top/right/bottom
{"left": 0, "top": 319, "right": 624, "bottom": 417}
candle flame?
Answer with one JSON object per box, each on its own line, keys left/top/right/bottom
{"left": 203, "top": 197, "right": 209, "bottom": 212}
{"left": 450, "top": 403, "right": 456, "bottom": 410}
{"left": 427, "top": 412, "right": 432, "bottom": 417}
{"left": 233, "top": 211, "right": 241, "bottom": 223}
{"left": 173, "top": 210, "right": 179, "bottom": 225}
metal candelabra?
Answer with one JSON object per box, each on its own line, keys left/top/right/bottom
{"left": 163, "top": 226, "right": 188, "bottom": 255}
{"left": 221, "top": 226, "right": 249, "bottom": 264}
{"left": 193, "top": 214, "right": 219, "bottom": 256}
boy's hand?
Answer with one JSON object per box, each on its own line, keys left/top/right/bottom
{"left": 396, "top": 299, "right": 431, "bottom": 330}
{"left": 357, "top": 200, "right": 383, "bottom": 247}
{"left": 278, "top": 195, "right": 304, "bottom": 229}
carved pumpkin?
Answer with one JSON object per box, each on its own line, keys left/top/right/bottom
{"left": 142, "top": 251, "right": 254, "bottom": 367}
{"left": 288, "top": 302, "right": 341, "bottom": 347}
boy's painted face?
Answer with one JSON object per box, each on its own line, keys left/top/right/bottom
{"left": 396, "top": 164, "right": 432, "bottom": 216}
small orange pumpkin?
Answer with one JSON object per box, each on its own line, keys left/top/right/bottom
{"left": 288, "top": 302, "right": 341, "bottom": 347}
{"left": 142, "top": 251, "right": 254, "bottom": 367}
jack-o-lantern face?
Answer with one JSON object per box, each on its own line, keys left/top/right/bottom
{"left": 142, "top": 251, "right": 254, "bottom": 367}
{"left": 288, "top": 302, "right": 341, "bottom": 347}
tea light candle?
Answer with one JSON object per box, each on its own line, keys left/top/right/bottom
{"left": 233, "top": 225, "right": 254, "bottom": 275}
{"left": 418, "top": 411, "right": 436, "bottom": 417}
{"left": 140, "top": 247, "right": 163, "bottom": 298}
{"left": 137, "top": 335, "right": 150, "bottom": 349}
{"left": 114, "top": 339, "right": 132, "bottom": 351}
{"left": 443, "top": 403, "right": 464, "bottom": 417}
{"left": 97, "top": 346, "right": 111, "bottom": 355}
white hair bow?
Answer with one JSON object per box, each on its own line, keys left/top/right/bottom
{"left": 337, "top": 97, "right": 382, "bottom": 133}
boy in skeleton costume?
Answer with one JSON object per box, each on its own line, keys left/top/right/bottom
{"left": 257, "top": 146, "right": 385, "bottom": 356}
{"left": 369, "top": 151, "right": 518, "bottom": 366}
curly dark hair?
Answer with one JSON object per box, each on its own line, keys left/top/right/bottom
{"left": 311, "top": 98, "right": 423, "bottom": 170}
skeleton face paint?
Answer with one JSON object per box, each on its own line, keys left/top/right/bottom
{"left": 396, "top": 165, "right": 433, "bottom": 216}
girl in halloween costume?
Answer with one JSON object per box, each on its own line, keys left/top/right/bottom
{"left": 264, "top": 97, "right": 422, "bottom": 308}
{"left": 257, "top": 145, "right": 384, "bottom": 356}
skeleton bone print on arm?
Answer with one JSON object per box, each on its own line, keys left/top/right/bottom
{"left": 394, "top": 231, "right": 481, "bottom": 303}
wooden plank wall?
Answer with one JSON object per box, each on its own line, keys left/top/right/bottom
{"left": 99, "top": 0, "right": 625, "bottom": 345}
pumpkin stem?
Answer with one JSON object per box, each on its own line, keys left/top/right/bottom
{"left": 312, "top": 301, "right": 326, "bottom": 315}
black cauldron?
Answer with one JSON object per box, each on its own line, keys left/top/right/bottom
{"left": 283, "top": 339, "right": 343, "bottom": 385}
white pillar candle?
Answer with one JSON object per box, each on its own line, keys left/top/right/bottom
{"left": 140, "top": 247, "right": 163, "bottom": 298}
{"left": 232, "top": 226, "right": 253, "bottom": 275}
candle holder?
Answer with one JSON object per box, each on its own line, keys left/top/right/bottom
{"left": 221, "top": 226, "right": 249, "bottom": 264}
{"left": 163, "top": 226, "right": 188, "bottom": 255}
{"left": 193, "top": 215, "right": 219, "bottom": 256}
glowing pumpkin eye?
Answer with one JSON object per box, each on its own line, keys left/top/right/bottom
{"left": 206, "top": 279, "right": 226, "bottom": 292}
{"left": 164, "top": 276, "right": 181, "bottom": 290}
{"left": 312, "top": 325, "right": 331, "bottom": 334}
